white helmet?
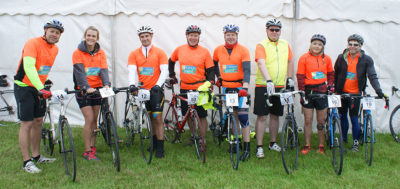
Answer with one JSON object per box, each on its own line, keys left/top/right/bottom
{"left": 137, "top": 26, "right": 153, "bottom": 35}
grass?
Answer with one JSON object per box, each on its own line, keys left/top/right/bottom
{"left": 1, "top": 121, "right": 400, "bottom": 188}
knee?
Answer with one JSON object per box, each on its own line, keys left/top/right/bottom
{"left": 257, "top": 115, "right": 267, "bottom": 122}
{"left": 317, "top": 123, "right": 325, "bottom": 131}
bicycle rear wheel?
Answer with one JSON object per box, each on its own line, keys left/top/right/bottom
{"left": 42, "top": 110, "right": 55, "bottom": 156}
{"left": 331, "top": 117, "right": 344, "bottom": 175}
{"left": 227, "top": 114, "right": 239, "bottom": 170}
{"left": 106, "top": 112, "right": 120, "bottom": 171}
{"left": 192, "top": 111, "right": 206, "bottom": 163}
{"left": 163, "top": 103, "right": 179, "bottom": 143}
{"left": 210, "top": 106, "right": 223, "bottom": 145}
{"left": 389, "top": 105, "right": 400, "bottom": 143}
{"left": 281, "top": 117, "right": 298, "bottom": 174}
{"left": 59, "top": 118, "right": 77, "bottom": 181}
{"left": 364, "top": 114, "right": 374, "bottom": 166}
{"left": 123, "top": 103, "right": 136, "bottom": 146}
{"left": 139, "top": 108, "right": 153, "bottom": 164}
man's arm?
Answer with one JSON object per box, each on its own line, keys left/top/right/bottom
{"left": 366, "top": 57, "right": 383, "bottom": 95}
{"left": 23, "top": 56, "right": 44, "bottom": 91}
{"left": 242, "top": 61, "right": 251, "bottom": 88}
{"left": 287, "top": 58, "right": 294, "bottom": 78}
{"left": 168, "top": 58, "right": 176, "bottom": 77}
{"left": 256, "top": 59, "right": 271, "bottom": 81}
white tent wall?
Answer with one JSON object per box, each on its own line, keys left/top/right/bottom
{"left": 1, "top": 0, "right": 399, "bottom": 133}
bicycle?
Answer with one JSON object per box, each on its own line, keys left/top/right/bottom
{"left": 114, "top": 83, "right": 153, "bottom": 164}
{"left": 41, "top": 89, "right": 77, "bottom": 181}
{"left": 163, "top": 79, "right": 206, "bottom": 163}
{"left": 266, "top": 90, "right": 304, "bottom": 174}
{"left": 389, "top": 86, "right": 400, "bottom": 142}
{"left": 0, "top": 75, "right": 15, "bottom": 117}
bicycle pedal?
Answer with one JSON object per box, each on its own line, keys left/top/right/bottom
{"left": 93, "top": 128, "right": 101, "bottom": 133}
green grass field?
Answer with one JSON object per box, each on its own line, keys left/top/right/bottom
{"left": 1, "top": 121, "right": 400, "bottom": 188}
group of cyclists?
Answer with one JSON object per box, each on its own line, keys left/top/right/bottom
{"left": 14, "top": 18, "right": 388, "bottom": 174}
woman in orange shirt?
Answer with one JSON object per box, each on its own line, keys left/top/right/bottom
{"left": 72, "top": 26, "right": 111, "bottom": 160}
{"left": 296, "top": 34, "right": 334, "bottom": 154}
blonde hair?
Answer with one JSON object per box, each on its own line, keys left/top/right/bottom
{"left": 84, "top": 26, "right": 99, "bottom": 40}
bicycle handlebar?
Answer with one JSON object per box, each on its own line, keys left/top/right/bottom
{"left": 265, "top": 90, "right": 305, "bottom": 107}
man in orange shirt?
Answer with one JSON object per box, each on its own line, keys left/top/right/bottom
{"left": 213, "top": 24, "right": 251, "bottom": 161}
{"left": 14, "top": 20, "right": 64, "bottom": 173}
{"left": 168, "top": 25, "right": 215, "bottom": 145}
{"left": 334, "top": 34, "right": 387, "bottom": 152}
{"left": 128, "top": 26, "right": 169, "bottom": 158}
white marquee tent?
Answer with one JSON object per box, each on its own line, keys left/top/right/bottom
{"left": 0, "top": 0, "right": 399, "bottom": 132}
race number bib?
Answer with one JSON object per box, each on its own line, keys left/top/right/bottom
{"left": 327, "top": 95, "right": 341, "bottom": 108}
{"left": 226, "top": 93, "right": 239, "bottom": 107}
{"left": 187, "top": 92, "right": 199, "bottom": 105}
{"left": 280, "top": 93, "right": 294, "bottom": 105}
{"left": 361, "top": 97, "right": 375, "bottom": 110}
{"left": 138, "top": 89, "right": 150, "bottom": 101}
{"left": 99, "top": 88, "right": 115, "bottom": 98}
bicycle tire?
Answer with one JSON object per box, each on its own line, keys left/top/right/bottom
{"left": 163, "top": 103, "right": 179, "bottom": 143}
{"left": 227, "top": 114, "right": 239, "bottom": 170}
{"left": 192, "top": 111, "right": 206, "bottom": 163}
{"left": 210, "top": 106, "right": 223, "bottom": 145}
{"left": 281, "top": 117, "right": 298, "bottom": 174}
{"left": 123, "top": 103, "right": 136, "bottom": 146}
{"left": 42, "top": 110, "right": 55, "bottom": 156}
{"left": 365, "top": 114, "right": 374, "bottom": 166}
{"left": 59, "top": 118, "right": 77, "bottom": 181}
{"left": 139, "top": 108, "right": 153, "bottom": 164}
{"left": 389, "top": 105, "right": 400, "bottom": 143}
{"left": 331, "top": 117, "right": 344, "bottom": 175}
{"left": 106, "top": 112, "right": 121, "bottom": 171}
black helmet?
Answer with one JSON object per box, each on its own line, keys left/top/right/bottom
{"left": 347, "top": 34, "right": 364, "bottom": 45}
{"left": 266, "top": 19, "right": 282, "bottom": 28}
{"left": 311, "top": 34, "right": 326, "bottom": 45}
{"left": 44, "top": 19, "right": 64, "bottom": 33}
{"left": 186, "top": 25, "right": 201, "bottom": 34}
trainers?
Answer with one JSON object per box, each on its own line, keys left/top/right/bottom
{"left": 301, "top": 146, "right": 311, "bottom": 155}
{"left": 352, "top": 140, "right": 359, "bottom": 152}
{"left": 91, "top": 146, "right": 97, "bottom": 155}
{"left": 317, "top": 145, "right": 325, "bottom": 154}
{"left": 23, "top": 161, "right": 41, "bottom": 173}
{"left": 256, "top": 147, "right": 264, "bottom": 158}
{"left": 35, "top": 155, "right": 56, "bottom": 163}
{"left": 84, "top": 151, "right": 100, "bottom": 161}
{"left": 269, "top": 143, "right": 281, "bottom": 152}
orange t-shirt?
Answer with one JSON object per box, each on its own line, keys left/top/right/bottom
{"left": 254, "top": 43, "right": 293, "bottom": 62}
{"left": 72, "top": 48, "right": 108, "bottom": 88}
{"left": 296, "top": 52, "right": 333, "bottom": 86}
{"left": 128, "top": 46, "right": 168, "bottom": 90}
{"left": 15, "top": 37, "right": 59, "bottom": 87}
{"left": 170, "top": 44, "right": 214, "bottom": 90}
{"left": 213, "top": 44, "right": 250, "bottom": 88}
{"left": 343, "top": 53, "right": 360, "bottom": 93}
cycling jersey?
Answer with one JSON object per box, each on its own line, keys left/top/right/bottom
{"left": 170, "top": 44, "right": 214, "bottom": 90}
{"left": 14, "top": 37, "right": 59, "bottom": 90}
{"left": 72, "top": 41, "right": 110, "bottom": 90}
{"left": 254, "top": 38, "right": 293, "bottom": 87}
{"left": 213, "top": 44, "right": 250, "bottom": 88}
{"left": 343, "top": 52, "right": 360, "bottom": 93}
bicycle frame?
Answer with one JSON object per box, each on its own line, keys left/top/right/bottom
{"left": 0, "top": 89, "right": 14, "bottom": 115}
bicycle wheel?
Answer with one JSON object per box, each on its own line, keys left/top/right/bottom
{"left": 227, "top": 114, "right": 239, "bottom": 170}
{"left": 59, "top": 118, "right": 77, "bottom": 181}
{"left": 163, "top": 103, "right": 179, "bottom": 143}
{"left": 123, "top": 103, "right": 136, "bottom": 146}
{"left": 192, "top": 111, "right": 206, "bottom": 163}
{"left": 139, "top": 108, "right": 153, "bottom": 164}
{"left": 281, "top": 117, "right": 298, "bottom": 174}
{"left": 364, "top": 114, "right": 374, "bottom": 166}
{"left": 42, "top": 110, "right": 55, "bottom": 155}
{"left": 209, "top": 106, "right": 223, "bottom": 145}
{"left": 389, "top": 105, "right": 400, "bottom": 143}
{"left": 105, "top": 112, "right": 120, "bottom": 171}
{"left": 331, "top": 117, "right": 344, "bottom": 175}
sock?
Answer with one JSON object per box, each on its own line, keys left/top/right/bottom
{"left": 257, "top": 145, "right": 263, "bottom": 148}
{"left": 32, "top": 155, "right": 40, "bottom": 162}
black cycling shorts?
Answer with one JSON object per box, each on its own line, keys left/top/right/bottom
{"left": 75, "top": 92, "right": 102, "bottom": 108}
{"left": 14, "top": 84, "right": 46, "bottom": 121}
{"left": 180, "top": 89, "right": 207, "bottom": 118}
{"left": 303, "top": 91, "right": 328, "bottom": 110}
{"left": 146, "top": 90, "right": 164, "bottom": 114}
{"left": 253, "top": 87, "right": 284, "bottom": 116}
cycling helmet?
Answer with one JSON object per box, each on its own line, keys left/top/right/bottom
{"left": 266, "top": 19, "right": 282, "bottom": 28}
{"left": 137, "top": 26, "right": 153, "bottom": 35}
{"left": 44, "top": 19, "right": 64, "bottom": 33}
{"left": 347, "top": 34, "right": 364, "bottom": 45}
{"left": 186, "top": 25, "right": 201, "bottom": 34}
{"left": 311, "top": 34, "right": 326, "bottom": 45}
{"left": 223, "top": 24, "right": 239, "bottom": 34}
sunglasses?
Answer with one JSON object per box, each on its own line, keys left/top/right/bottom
{"left": 348, "top": 43, "right": 360, "bottom": 47}
{"left": 269, "top": 28, "right": 281, "bottom": 32}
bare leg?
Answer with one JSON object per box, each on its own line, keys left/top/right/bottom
{"left": 303, "top": 107, "right": 314, "bottom": 146}
{"left": 269, "top": 114, "right": 279, "bottom": 143}
{"left": 316, "top": 108, "right": 327, "bottom": 146}
{"left": 90, "top": 105, "right": 100, "bottom": 147}
{"left": 30, "top": 117, "right": 44, "bottom": 157}
{"left": 152, "top": 113, "right": 164, "bottom": 140}
{"left": 255, "top": 115, "right": 267, "bottom": 146}
{"left": 81, "top": 106, "right": 96, "bottom": 152}
{"left": 19, "top": 121, "right": 33, "bottom": 161}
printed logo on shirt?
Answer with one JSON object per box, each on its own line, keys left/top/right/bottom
{"left": 182, "top": 65, "right": 196, "bottom": 74}
{"left": 311, "top": 71, "right": 326, "bottom": 80}
{"left": 37, "top": 66, "right": 51, "bottom": 75}
{"left": 346, "top": 72, "right": 356, "bottom": 80}
{"left": 223, "top": 65, "right": 238, "bottom": 73}
{"left": 85, "top": 67, "right": 101, "bottom": 76}
{"left": 139, "top": 67, "right": 154, "bottom": 76}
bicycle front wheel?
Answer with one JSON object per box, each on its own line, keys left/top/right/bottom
{"left": 227, "top": 114, "right": 239, "bottom": 170}
{"left": 139, "top": 108, "right": 153, "bottom": 164}
{"left": 106, "top": 112, "right": 120, "bottom": 171}
{"left": 192, "top": 111, "right": 206, "bottom": 163}
{"left": 163, "top": 103, "right": 179, "bottom": 143}
{"left": 365, "top": 114, "right": 374, "bottom": 166}
{"left": 59, "top": 118, "right": 77, "bottom": 181}
{"left": 123, "top": 103, "right": 136, "bottom": 147}
{"left": 281, "top": 117, "right": 298, "bottom": 174}
{"left": 210, "top": 106, "right": 223, "bottom": 145}
{"left": 42, "top": 110, "right": 55, "bottom": 156}
{"left": 389, "top": 105, "right": 400, "bottom": 143}
{"left": 331, "top": 117, "right": 343, "bottom": 175}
